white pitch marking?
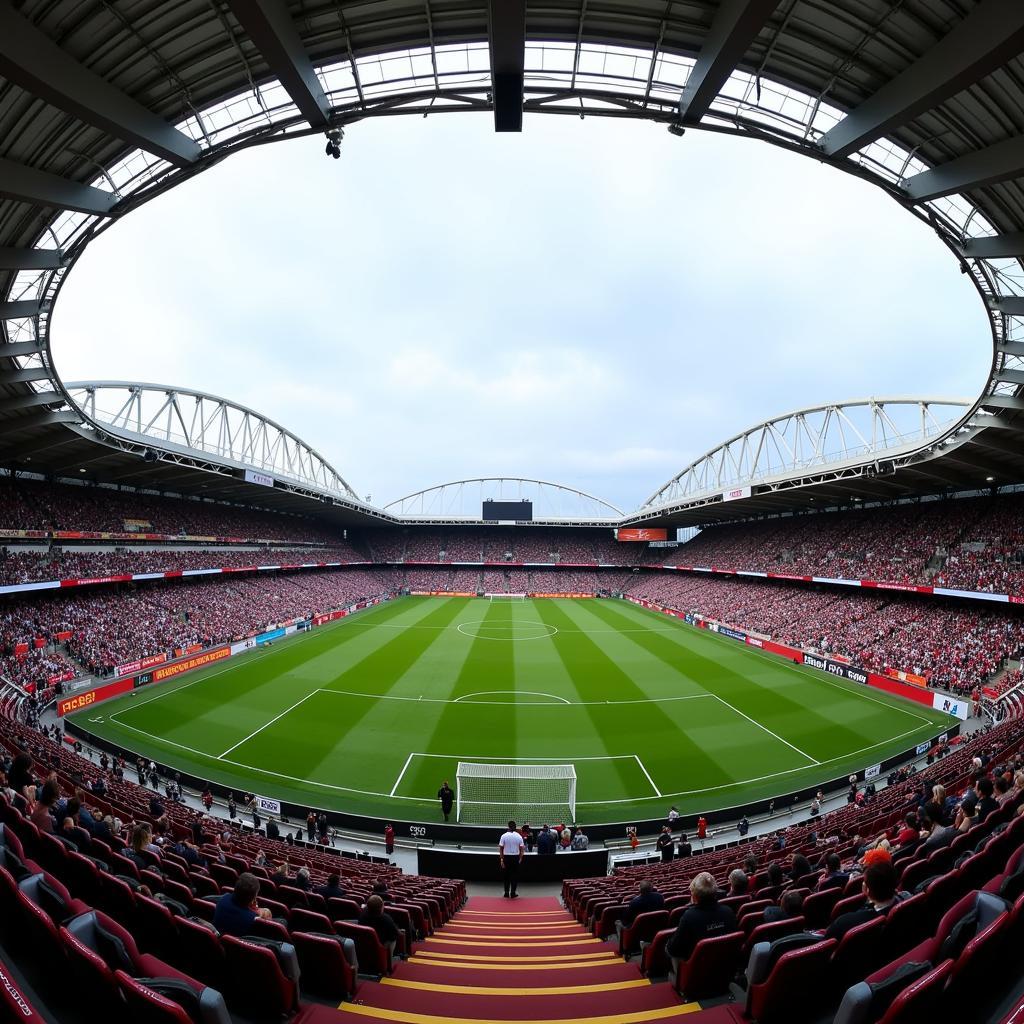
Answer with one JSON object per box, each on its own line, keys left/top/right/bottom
{"left": 390, "top": 752, "right": 416, "bottom": 797}
{"left": 217, "top": 690, "right": 321, "bottom": 759}
{"left": 453, "top": 691, "right": 572, "bottom": 705}
{"left": 711, "top": 694, "right": 820, "bottom": 765}
{"left": 633, "top": 755, "right": 662, "bottom": 798}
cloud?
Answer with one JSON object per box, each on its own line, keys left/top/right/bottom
{"left": 51, "top": 114, "right": 988, "bottom": 512}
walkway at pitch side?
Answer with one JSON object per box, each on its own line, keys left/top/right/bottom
{"left": 338, "top": 896, "right": 704, "bottom": 1024}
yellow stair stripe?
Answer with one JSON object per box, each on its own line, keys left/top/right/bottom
{"left": 460, "top": 910, "right": 568, "bottom": 916}
{"left": 407, "top": 958, "right": 633, "bottom": 972}
{"left": 442, "top": 925, "right": 581, "bottom": 933}
{"left": 380, "top": 979, "right": 650, "bottom": 996}
{"left": 420, "top": 938, "right": 603, "bottom": 948}
{"left": 425, "top": 933, "right": 592, "bottom": 941}
{"left": 337, "top": 1003, "right": 704, "bottom": 1024}
{"left": 409, "top": 951, "right": 617, "bottom": 963}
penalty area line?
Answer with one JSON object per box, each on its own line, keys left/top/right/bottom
{"left": 217, "top": 690, "right": 321, "bottom": 759}
{"left": 633, "top": 755, "right": 662, "bottom": 798}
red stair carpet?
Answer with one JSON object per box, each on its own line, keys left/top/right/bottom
{"left": 340, "top": 895, "right": 702, "bottom": 1024}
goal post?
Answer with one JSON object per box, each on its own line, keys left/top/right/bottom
{"left": 455, "top": 761, "right": 577, "bottom": 825}
{"left": 487, "top": 593, "right": 527, "bottom": 602}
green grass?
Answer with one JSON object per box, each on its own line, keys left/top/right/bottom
{"left": 68, "top": 596, "right": 953, "bottom": 824}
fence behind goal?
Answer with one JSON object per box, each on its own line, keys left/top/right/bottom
{"left": 456, "top": 761, "right": 577, "bottom": 825}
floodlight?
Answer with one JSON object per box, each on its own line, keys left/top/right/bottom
{"left": 667, "top": 123, "right": 686, "bottom": 137}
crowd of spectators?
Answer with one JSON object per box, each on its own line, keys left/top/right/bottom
{"left": 0, "top": 476, "right": 341, "bottom": 543}
{"left": 0, "top": 545, "right": 363, "bottom": 585}
{"left": 0, "top": 569, "right": 395, "bottom": 681}
{"left": 622, "top": 573, "right": 1024, "bottom": 694}
{"left": 673, "top": 492, "right": 1024, "bottom": 594}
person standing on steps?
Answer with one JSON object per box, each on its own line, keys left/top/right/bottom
{"left": 438, "top": 781, "right": 454, "bottom": 822}
{"left": 499, "top": 820, "right": 525, "bottom": 898}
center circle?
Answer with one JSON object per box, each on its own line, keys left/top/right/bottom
{"left": 456, "top": 619, "right": 559, "bottom": 641}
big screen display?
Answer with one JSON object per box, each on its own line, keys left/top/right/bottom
{"left": 482, "top": 500, "right": 533, "bottom": 521}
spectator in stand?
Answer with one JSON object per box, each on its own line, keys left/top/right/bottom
{"left": 315, "top": 873, "right": 346, "bottom": 902}
{"left": 656, "top": 827, "right": 675, "bottom": 862}
{"left": 358, "top": 895, "right": 400, "bottom": 957}
{"left": 895, "top": 813, "right": 920, "bottom": 847}
{"left": 29, "top": 778, "right": 59, "bottom": 833}
{"left": 616, "top": 880, "right": 665, "bottom": 939}
{"left": 920, "top": 802, "right": 958, "bottom": 854}
{"left": 764, "top": 889, "right": 805, "bottom": 923}
{"left": 816, "top": 854, "right": 848, "bottom": 891}
{"left": 666, "top": 872, "right": 738, "bottom": 969}
{"left": 678, "top": 833, "right": 692, "bottom": 858}
{"left": 213, "top": 872, "right": 273, "bottom": 936}
{"left": 975, "top": 776, "right": 999, "bottom": 821}
{"left": 824, "top": 859, "right": 903, "bottom": 942}
{"left": 727, "top": 869, "right": 748, "bottom": 896}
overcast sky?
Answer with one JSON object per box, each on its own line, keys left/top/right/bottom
{"left": 52, "top": 114, "right": 988, "bottom": 512}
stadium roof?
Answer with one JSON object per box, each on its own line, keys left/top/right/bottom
{"left": 3, "top": 0, "right": 1024, "bottom": 527}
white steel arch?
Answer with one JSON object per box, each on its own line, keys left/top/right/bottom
{"left": 66, "top": 381, "right": 359, "bottom": 500}
{"left": 643, "top": 398, "right": 971, "bottom": 511}
{"left": 385, "top": 477, "right": 623, "bottom": 520}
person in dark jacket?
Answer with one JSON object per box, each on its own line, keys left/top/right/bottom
{"left": 315, "top": 873, "right": 346, "bottom": 902}
{"left": 359, "top": 894, "right": 400, "bottom": 956}
{"left": 437, "top": 782, "right": 454, "bottom": 822}
{"left": 666, "top": 872, "right": 737, "bottom": 967}
{"left": 536, "top": 824, "right": 557, "bottom": 855}
{"left": 616, "top": 880, "right": 666, "bottom": 940}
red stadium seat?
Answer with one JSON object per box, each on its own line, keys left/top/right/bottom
{"left": 675, "top": 930, "right": 744, "bottom": 1001}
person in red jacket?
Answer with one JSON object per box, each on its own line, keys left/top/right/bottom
{"left": 696, "top": 815, "right": 708, "bottom": 841}
{"left": 384, "top": 823, "right": 395, "bottom": 856}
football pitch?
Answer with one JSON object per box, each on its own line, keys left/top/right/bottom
{"left": 69, "top": 596, "right": 952, "bottom": 824}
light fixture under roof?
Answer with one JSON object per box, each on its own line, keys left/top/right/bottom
{"left": 986, "top": 476, "right": 995, "bottom": 482}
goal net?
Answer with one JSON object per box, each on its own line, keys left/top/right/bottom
{"left": 456, "top": 762, "right": 576, "bottom": 825}
{"left": 487, "top": 593, "right": 527, "bottom": 601}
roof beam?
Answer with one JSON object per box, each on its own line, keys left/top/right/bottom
{"left": 990, "top": 296, "right": 1024, "bottom": 316}
{"left": 0, "top": 390, "right": 63, "bottom": 411}
{"left": 821, "top": 3, "right": 1024, "bottom": 160}
{"left": 0, "top": 157, "right": 118, "bottom": 216}
{"left": 0, "top": 366, "right": 52, "bottom": 385}
{"left": 0, "top": 5, "right": 200, "bottom": 168}
{"left": 226, "top": 0, "right": 331, "bottom": 129}
{"left": 960, "top": 232, "right": 1024, "bottom": 259}
{"left": 488, "top": 0, "right": 526, "bottom": 132}
{"left": 678, "top": 0, "right": 780, "bottom": 124}
{"left": 0, "top": 300, "right": 40, "bottom": 320}
{"left": 0, "top": 341, "right": 44, "bottom": 358}
{"left": 0, "top": 247, "right": 65, "bottom": 270}
{"left": 903, "top": 134, "right": 1024, "bottom": 202}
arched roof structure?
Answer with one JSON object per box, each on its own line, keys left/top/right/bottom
{"left": 1, "top": 0, "right": 1024, "bottom": 525}
{"left": 384, "top": 477, "right": 623, "bottom": 520}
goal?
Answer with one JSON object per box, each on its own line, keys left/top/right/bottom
{"left": 487, "top": 593, "right": 527, "bottom": 602}
{"left": 455, "top": 762, "right": 577, "bottom": 825}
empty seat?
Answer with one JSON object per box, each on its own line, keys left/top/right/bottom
{"left": 292, "top": 931, "right": 357, "bottom": 1002}
{"left": 675, "top": 930, "right": 744, "bottom": 1001}
{"left": 221, "top": 935, "right": 299, "bottom": 1019}
{"left": 115, "top": 970, "right": 231, "bottom": 1024}
{"left": 745, "top": 935, "right": 837, "bottom": 1024}
{"left": 834, "top": 958, "right": 949, "bottom": 1024}
{"left": 619, "top": 909, "right": 669, "bottom": 959}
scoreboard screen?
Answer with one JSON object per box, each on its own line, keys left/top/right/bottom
{"left": 483, "top": 500, "right": 533, "bottom": 521}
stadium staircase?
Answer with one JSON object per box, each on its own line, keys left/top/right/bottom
{"left": 342, "top": 895, "right": 701, "bottom": 1024}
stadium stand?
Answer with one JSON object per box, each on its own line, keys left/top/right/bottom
{"left": 0, "top": 478, "right": 341, "bottom": 545}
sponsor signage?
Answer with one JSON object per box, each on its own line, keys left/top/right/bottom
{"left": 722, "top": 485, "right": 752, "bottom": 502}
{"left": 916, "top": 741, "right": 931, "bottom": 756}
{"left": 152, "top": 646, "right": 230, "bottom": 682}
{"left": 617, "top": 528, "right": 668, "bottom": 542}
{"left": 255, "top": 796, "right": 281, "bottom": 815}
{"left": 57, "top": 677, "right": 135, "bottom": 716}
{"left": 134, "top": 672, "right": 153, "bottom": 687}
{"left": 933, "top": 693, "right": 968, "bottom": 720}
{"left": 255, "top": 627, "right": 285, "bottom": 645}
{"left": 718, "top": 626, "right": 747, "bottom": 642}
{"left": 116, "top": 660, "right": 142, "bottom": 676}
{"left": 802, "top": 653, "right": 868, "bottom": 685}
{"left": 530, "top": 592, "right": 596, "bottom": 599}
{"left": 864, "top": 763, "right": 881, "bottom": 780}
{"left": 244, "top": 469, "right": 275, "bottom": 488}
